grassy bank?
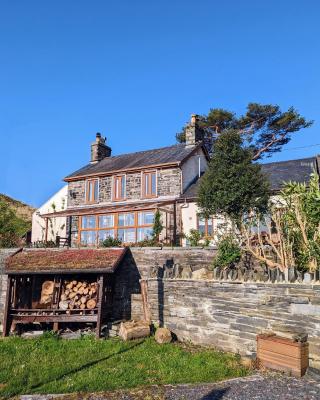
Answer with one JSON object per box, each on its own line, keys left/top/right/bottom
{"left": 0, "top": 335, "right": 248, "bottom": 398}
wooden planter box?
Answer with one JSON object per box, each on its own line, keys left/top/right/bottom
{"left": 257, "top": 334, "right": 309, "bottom": 377}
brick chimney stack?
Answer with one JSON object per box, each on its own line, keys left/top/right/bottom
{"left": 185, "top": 114, "right": 203, "bottom": 147}
{"left": 90, "top": 133, "right": 112, "bottom": 163}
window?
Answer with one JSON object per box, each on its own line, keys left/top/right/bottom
{"left": 198, "top": 217, "right": 213, "bottom": 237}
{"left": 81, "top": 216, "right": 96, "bottom": 229}
{"left": 79, "top": 210, "right": 155, "bottom": 245}
{"left": 113, "top": 175, "right": 126, "bottom": 200}
{"left": 142, "top": 171, "right": 157, "bottom": 198}
{"left": 86, "top": 179, "right": 99, "bottom": 203}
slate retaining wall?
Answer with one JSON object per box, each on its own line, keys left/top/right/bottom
{"left": 132, "top": 279, "right": 320, "bottom": 369}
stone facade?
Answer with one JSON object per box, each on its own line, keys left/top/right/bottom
{"left": 99, "top": 176, "right": 112, "bottom": 202}
{"left": 132, "top": 279, "right": 320, "bottom": 369}
{"left": 68, "top": 180, "right": 86, "bottom": 207}
{"left": 157, "top": 168, "right": 181, "bottom": 197}
{"left": 67, "top": 167, "right": 182, "bottom": 208}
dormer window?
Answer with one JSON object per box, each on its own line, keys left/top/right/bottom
{"left": 142, "top": 171, "right": 157, "bottom": 198}
{"left": 86, "top": 179, "right": 99, "bottom": 204}
{"left": 113, "top": 175, "right": 126, "bottom": 201}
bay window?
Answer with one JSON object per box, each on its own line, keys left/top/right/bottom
{"left": 79, "top": 210, "right": 155, "bottom": 245}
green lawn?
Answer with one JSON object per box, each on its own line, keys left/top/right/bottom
{"left": 0, "top": 334, "right": 248, "bottom": 398}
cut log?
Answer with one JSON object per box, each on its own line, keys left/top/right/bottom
{"left": 86, "top": 299, "right": 97, "bottom": 309}
{"left": 155, "top": 327, "right": 172, "bottom": 344}
{"left": 41, "top": 281, "right": 54, "bottom": 295}
{"left": 40, "top": 294, "right": 51, "bottom": 304}
{"left": 60, "top": 294, "right": 67, "bottom": 301}
{"left": 80, "top": 296, "right": 87, "bottom": 304}
{"left": 119, "top": 320, "right": 150, "bottom": 341}
{"left": 80, "top": 303, "right": 86, "bottom": 310}
{"left": 59, "top": 300, "right": 69, "bottom": 310}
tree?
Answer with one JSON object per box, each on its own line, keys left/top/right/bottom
{"left": 197, "top": 130, "right": 270, "bottom": 226}
{"left": 177, "top": 103, "right": 312, "bottom": 160}
{"left": 241, "top": 173, "right": 320, "bottom": 273}
{"left": 152, "top": 210, "right": 163, "bottom": 240}
{"left": 0, "top": 200, "right": 30, "bottom": 247}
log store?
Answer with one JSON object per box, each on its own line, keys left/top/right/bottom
{"left": 2, "top": 247, "right": 128, "bottom": 337}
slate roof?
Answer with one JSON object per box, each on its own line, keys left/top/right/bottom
{"left": 180, "top": 156, "right": 319, "bottom": 200}
{"left": 5, "top": 248, "right": 128, "bottom": 274}
{"left": 65, "top": 143, "right": 200, "bottom": 180}
{"left": 261, "top": 156, "right": 318, "bottom": 191}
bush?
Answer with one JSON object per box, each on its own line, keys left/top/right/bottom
{"left": 213, "top": 235, "right": 241, "bottom": 268}
{"left": 186, "top": 229, "right": 202, "bottom": 247}
{"left": 101, "top": 236, "right": 122, "bottom": 247}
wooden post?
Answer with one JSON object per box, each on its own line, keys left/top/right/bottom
{"left": 140, "top": 279, "right": 151, "bottom": 323}
{"left": 45, "top": 218, "right": 48, "bottom": 243}
{"left": 173, "top": 202, "right": 177, "bottom": 246}
{"left": 96, "top": 274, "right": 105, "bottom": 338}
{"left": 2, "top": 276, "right": 13, "bottom": 337}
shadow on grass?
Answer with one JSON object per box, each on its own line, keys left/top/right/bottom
{"left": 201, "top": 387, "right": 230, "bottom": 399}
{"left": 21, "top": 340, "right": 145, "bottom": 396}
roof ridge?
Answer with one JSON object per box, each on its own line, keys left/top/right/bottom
{"left": 262, "top": 156, "right": 316, "bottom": 167}
{"left": 103, "top": 143, "right": 186, "bottom": 161}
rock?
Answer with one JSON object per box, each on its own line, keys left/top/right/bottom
{"left": 192, "top": 268, "right": 211, "bottom": 280}
{"left": 173, "top": 263, "right": 183, "bottom": 278}
{"left": 181, "top": 265, "right": 192, "bottom": 279}
{"left": 155, "top": 327, "right": 172, "bottom": 344}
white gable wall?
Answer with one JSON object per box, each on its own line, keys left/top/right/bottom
{"left": 181, "top": 148, "right": 208, "bottom": 193}
{"left": 31, "top": 185, "right": 68, "bottom": 243}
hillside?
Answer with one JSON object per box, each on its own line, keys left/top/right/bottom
{"left": 0, "top": 194, "right": 35, "bottom": 224}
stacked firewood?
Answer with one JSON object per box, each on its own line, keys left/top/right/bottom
{"left": 58, "top": 280, "right": 98, "bottom": 311}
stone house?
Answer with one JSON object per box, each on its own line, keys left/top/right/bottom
{"left": 37, "top": 114, "right": 320, "bottom": 247}
{"left": 179, "top": 154, "right": 320, "bottom": 245}
{"left": 40, "top": 115, "right": 210, "bottom": 246}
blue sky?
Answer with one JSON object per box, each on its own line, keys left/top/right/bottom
{"left": 1, "top": 0, "right": 319, "bottom": 207}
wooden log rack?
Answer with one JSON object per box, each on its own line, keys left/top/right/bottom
{"left": 2, "top": 272, "right": 114, "bottom": 338}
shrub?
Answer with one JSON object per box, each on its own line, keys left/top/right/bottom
{"left": 213, "top": 235, "right": 241, "bottom": 268}
{"left": 186, "top": 229, "right": 202, "bottom": 247}
{"left": 152, "top": 210, "right": 163, "bottom": 240}
{"left": 101, "top": 236, "right": 122, "bottom": 247}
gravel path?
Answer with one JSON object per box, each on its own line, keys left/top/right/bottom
{"left": 20, "top": 372, "right": 320, "bottom": 400}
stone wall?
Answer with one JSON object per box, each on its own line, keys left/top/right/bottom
{"left": 67, "top": 167, "right": 182, "bottom": 208}
{"left": 132, "top": 279, "right": 320, "bottom": 369}
{"left": 0, "top": 249, "right": 18, "bottom": 333}
{"left": 130, "top": 248, "right": 216, "bottom": 278}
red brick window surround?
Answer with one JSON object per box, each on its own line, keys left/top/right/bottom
{"left": 113, "top": 175, "right": 126, "bottom": 201}
{"left": 86, "top": 179, "right": 99, "bottom": 204}
{"left": 142, "top": 171, "right": 157, "bottom": 198}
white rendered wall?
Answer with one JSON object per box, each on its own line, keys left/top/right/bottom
{"left": 180, "top": 202, "right": 227, "bottom": 246}
{"left": 31, "top": 185, "right": 68, "bottom": 242}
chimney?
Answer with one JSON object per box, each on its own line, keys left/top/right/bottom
{"left": 90, "top": 133, "right": 111, "bottom": 163}
{"left": 185, "top": 114, "right": 203, "bottom": 147}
